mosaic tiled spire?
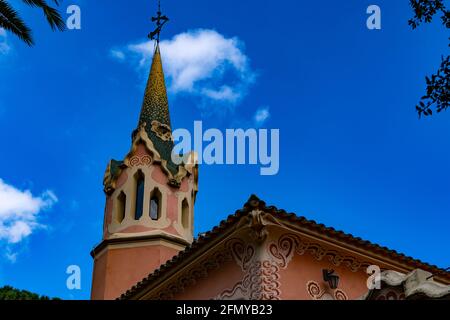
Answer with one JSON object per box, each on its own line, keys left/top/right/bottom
{"left": 139, "top": 44, "right": 172, "bottom": 129}
{"left": 136, "top": 43, "right": 178, "bottom": 175}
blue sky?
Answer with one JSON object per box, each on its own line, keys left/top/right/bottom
{"left": 0, "top": 0, "right": 449, "bottom": 299}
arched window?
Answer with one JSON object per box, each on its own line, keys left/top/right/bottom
{"left": 182, "top": 199, "right": 189, "bottom": 229}
{"left": 134, "top": 171, "right": 145, "bottom": 220}
{"left": 149, "top": 188, "right": 162, "bottom": 221}
{"left": 116, "top": 191, "right": 126, "bottom": 223}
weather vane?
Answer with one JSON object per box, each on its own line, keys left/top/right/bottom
{"left": 148, "top": 0, "right": 169, "bottom": 43}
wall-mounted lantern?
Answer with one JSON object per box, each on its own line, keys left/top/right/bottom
{"left": 323, "top": 269, "right": 340, "bottom": 289}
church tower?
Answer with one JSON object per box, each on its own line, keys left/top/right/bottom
{"left": 91, "top": 5, "right": 198, "bottom": 300}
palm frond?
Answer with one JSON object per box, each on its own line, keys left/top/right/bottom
{"left": 22, "top": 0, "right": 65, "bottom": 31}
{"left": 0, "top": 0, "right": 33, "bottom": 45}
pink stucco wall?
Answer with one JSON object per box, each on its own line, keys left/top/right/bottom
{"left": 91, "top": 244, "right": 180, "bottom": 300}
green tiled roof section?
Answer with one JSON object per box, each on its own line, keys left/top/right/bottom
{"left": 138, "top": 44, "right": 178, "bottom": 176}
{"left": 110, "top": 160, "right": 124, "bottom": 180}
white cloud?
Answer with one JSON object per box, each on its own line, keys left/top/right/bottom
{"left": 0, "top": 179, "right": 57, "bottom": 246}
{"left": 254, "top": 106, "right": 270, "bottom": 126}
{"left": 0, "top": 28, "right": 11, "bottom": 55}
{"left": 111, "top": 29, "right": 256, "bottom": 106}
{"left": 5, "top": 250, "right": 18, "bottom": 263}
{"left": 201, "top": 86, "right": 240, "bottom": 103}
{"left": 110, "top": 49, "right": 125, "bottom": 61}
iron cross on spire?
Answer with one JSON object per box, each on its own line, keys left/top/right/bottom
{"left": 148, "top": 0, "right": 169, "bottom": 43}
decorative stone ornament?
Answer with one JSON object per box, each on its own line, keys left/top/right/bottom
{"left": 151, "top": 120, "right": 173, "bottom": 142}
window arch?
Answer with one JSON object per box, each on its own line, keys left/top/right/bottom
{"left": 134, "top": 170, "right": 145, "bottom": 220}
{"left": 116, "top": 191, "right": 126, "bottom": 223}
{"left": 181, "top": 199, "right": 189, "bottom": 229}
{"left": 149, "top": 188, "right": 162, "bottom": 221}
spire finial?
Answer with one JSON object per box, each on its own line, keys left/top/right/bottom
{"left": 148, "top": 0, "right": 169, "bottom": 44}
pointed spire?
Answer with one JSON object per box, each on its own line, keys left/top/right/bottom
{"left": 132, "top": 1, "right": 179, "bottom": 179}
{"left": 134, "top": 43, "right": 179, "bottom": 178}
{"left": 138, "top": 44, "right": 172, "bottom": 129}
